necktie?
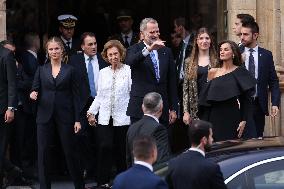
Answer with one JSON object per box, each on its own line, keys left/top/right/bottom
{"left": 248, "top": 48, "right": 256, "bottom": 96}
{"left": 87, "top": 57, "right": 96, "bottom": 97}
{"left": 66, "top": 41, "right": 71, "bottom": 50}
{"left": 248, "top": 48, "right": 255, "bottom": 78}
{"left": 150, "top": 51, "right": 160, "bottom": 82}
{"left": 124, "top": 36, "right": 130, "bottom": 48}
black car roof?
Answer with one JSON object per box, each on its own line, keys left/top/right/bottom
{"left": 206, "top": 137, "right": 284, "bottom": 179}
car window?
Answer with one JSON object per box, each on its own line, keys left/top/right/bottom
{"left": 249, "top": 159, "right": 284, "bottom": 189}
{"left": 226, "top": 172, "right": 247, "bottom": 189}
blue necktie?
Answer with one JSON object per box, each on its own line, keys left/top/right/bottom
{"left": 150, "top": 51, "right": 160, "bottom": 82}
{"left": 87, "top": 57, "right": 96, "bottom": 97}
{"left": 248, "top": 49, "right": 256, "bottom": 96}
{"left": 248, "top": 49, "right": 255, "bottom": 78}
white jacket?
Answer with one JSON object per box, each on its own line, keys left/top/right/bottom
{"left": 88, "top": 64, "right": 131, "bottom": 126}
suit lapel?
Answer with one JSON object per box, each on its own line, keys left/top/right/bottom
{"left": 79, "top": 54, "right": 90, "bottom": 85}
{"left": 55, "top": 63, "right": 67, "bottom": 87}
{"left": 139, "top": 42, "right": 156, "bottom": 80}
{"left": 44, "top": 63, "right": 54, "bottom": 85}
{"left": 258, "top": 47, "right": 264, "bottom": 82}
{"left": 97, "top": 54, "right": 108, "bottom": 70}
{"left": 157, "top": 48, "right": 167, "bottom": 80}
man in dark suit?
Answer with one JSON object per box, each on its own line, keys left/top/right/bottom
{"left": 171, "top": 17, "right": 194, "bottom": 152}
{"left": 125, "top": 17, "right": 178, "bottom": 125}
{"left": 126, "top": 92, "right": 170, "bottom": 167}
{"left": 58, "top": 14, "right": 81, "bottom": 56}
{"left": 16, "top": 33, "right": 40, "bottom": 167}
{"left": 113, "top": 135, "right": 168, "bottom": 189}
{"left": 240, "top": 21, "right": 280, "bottom": 138}
{"left": 0, "top": 43, "right": 17, "bottom": 187}
{"left": 20, "top": 33, "right": 40, "bottom": 78}
{"left": 166, "top": 120, "right": 227, "bottom": 189}
{"left": 173, "top": 17, "right": 194, "bottom": 117}
{"left": 69, "top": 32, "right": 108, "bottom": 177}
{"left": 109, "top": 9, "right": 140, "bottom": 48}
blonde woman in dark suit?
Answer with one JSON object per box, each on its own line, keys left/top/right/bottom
{"left": 30, "top": 37, "right": 84, "bottom": 189}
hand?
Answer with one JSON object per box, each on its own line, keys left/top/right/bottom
{"left": 148, "top": 40, "right": 166, "bottom": 51}
{"left": 74, "top": 122, "right": 81, "bottom": 133}
{"left": 271, "top": 106, "right": 279, "bottom": 117}
{"left": 183, "top": 112, "right": 192, "bottom": 125}
{"left": 87, "top": 114, "right": 97, "bottom": 126}
{"left": 237, "top": 121, "right": 246, "bottom": 138}
{"left": 30, "top": 91, "right": 38, "bottom": 100}
{"left": 241, "top": 53, "right": 246, "bottom": 63}
{"left": 4, "top": 109, "right": 14, "bottom": 123}
{"left": 169, "top": 110, "right": 177, "bottom": 124}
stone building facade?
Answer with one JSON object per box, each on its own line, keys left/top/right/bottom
{"left": 0, "top": 0, "right": 283, "bottom": 136}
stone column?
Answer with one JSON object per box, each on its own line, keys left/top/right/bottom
{"left": 0, "top": 0, "right": 5, "bottom": 41}
{"left": 227, "top": 0, "right": 256, "bottom": 42}
{"left": 257, "top": 0, "right": 282, "bottom": 136}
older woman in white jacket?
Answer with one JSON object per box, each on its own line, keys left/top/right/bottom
{"left": 87, "top": 40, "right": 131, "bottom": 187}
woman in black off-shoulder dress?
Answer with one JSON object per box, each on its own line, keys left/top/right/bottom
{"left": 199, "top": 40, "right": 256, "bottom": 142}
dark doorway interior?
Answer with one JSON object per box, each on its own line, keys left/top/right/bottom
{"left": 6, "top": 0, "right": 217, "bottom": 51}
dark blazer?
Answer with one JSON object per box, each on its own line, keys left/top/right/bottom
{"left": 31, "top": 63, "right": 79, "bottom": 124}
{"left": 125, "top": 42, "right": 178, "bottom": 123}
{"left": 0, "top": 46, "right": 17, "bottom": 114}
{"left": 175, "top": 36, "right": 194, "bottom": 81}
{"left": 16, "top": 63, "right": 33, "bottom": 113}
{"left": 18, "top": 50, "right": 38, "bottom": 113}
{"left": 166, "top": 150, "right": 227, "bottom": 189}
{"left": 19, "top": 50, "right": 38, "bottom": 78}
{"left": 113, "top": 164, "right": 168, "bottom": 189}
{"left": 175, "top": 38, "right": 194, "bottom": 117}
{"left": 256, "top": 47, "right": 280, "bottom": 115}
{"left": 126, "top": 115, "right": 170, "bottom": 167}
{"left": 109, "top": 32, "right": 140, "bottom": 48}
{"left": 68, "top": 53, "right": 108, "bottom": 113}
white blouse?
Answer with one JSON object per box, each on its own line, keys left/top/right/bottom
{"left": 88, "top": 64, "right": 132, "bottom": 126}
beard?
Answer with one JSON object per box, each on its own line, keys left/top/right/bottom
{"left": 204, "top": 142, "right": 212, "bottom": 152}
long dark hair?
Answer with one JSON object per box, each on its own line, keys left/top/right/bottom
{"left": 185, "top": 27, "right": 217, "bottom": 80}
{"left": 217, "top": 40, "right": 242, "bottom": 67}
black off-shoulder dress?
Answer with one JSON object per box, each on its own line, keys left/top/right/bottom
{"left": 199, "top": 67, "right": 256, "bottom": 142}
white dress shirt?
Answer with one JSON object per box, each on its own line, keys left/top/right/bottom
{"left": 244, "top": 45, "right": 258, "bottom": 96}
{"left": 88, "top": 64, "right": 132, "bottom": 126}
{"left": 141, "top": 42, "right": 160, "bottom": 78}
{"left": 144, "top": 114, "right": 159, "bottom": 123}
{"left": 244, "top": 46, "right": 259, "bottom": 79}
{"left": 134, "top": 160, "right": 153, "bottom": 172}
{"left": 122, "top": 31, "right": 133, "bottom": 45}
{"left": 60, "top": 36, "right": 73, "bottom": 48}
{"left": 84, "top": 53, "right": 100, "bottom": 92}
{"left": 27, "top": 50, "right": 37, "bottom": 58}
{"left": 188, "top": 147, "right": 205, "bottom": 157}
{"left": 179, "top": 34, "right": 191, "bottom": 80}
